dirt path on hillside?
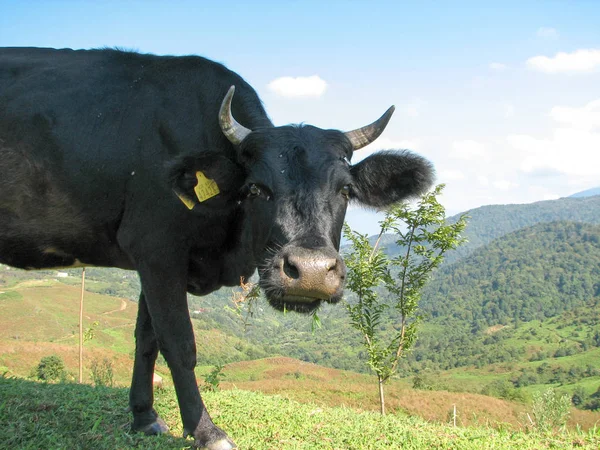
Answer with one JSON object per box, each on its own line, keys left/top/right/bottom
{"left": 103, "top": 299, "right": 127, "bottom": 315}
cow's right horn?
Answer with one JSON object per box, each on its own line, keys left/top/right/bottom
{"left": 219, "top": 86, "right": 252, "bottom": 145}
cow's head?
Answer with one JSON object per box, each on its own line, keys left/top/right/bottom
{"left": 175, "top": 86, "right": 434, "bottom": 313}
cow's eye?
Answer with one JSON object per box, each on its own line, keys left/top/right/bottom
{"left": 340, "top": 185, "right": 351, "bottom": 199}
{"left": 249, "top": 184, "right": 261, "bottom": 197}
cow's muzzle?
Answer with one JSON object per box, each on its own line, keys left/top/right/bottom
{"left": 277, "top": 246, "right": 345, "bottom": 304}
{"left": 280, "top": 246, "right": 345, "bottom": 299}
{"left": 259, "top": 245, "right": 346, "bottom": 313}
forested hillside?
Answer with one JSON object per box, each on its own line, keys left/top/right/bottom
{"left": 405, "top": 221, "right": 600, "bottom": 372}
{"left": 2, "top": 196, "right": 600, "bottom": 382}
{"left": 423, "top": 221, "right": 600, "bottom": 328}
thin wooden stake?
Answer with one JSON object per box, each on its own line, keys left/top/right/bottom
{"left": 453, "top": 404, "right": 457, "bottom": 427}
{"left": 79, "top": 267, "right": 86, "bottom": 383}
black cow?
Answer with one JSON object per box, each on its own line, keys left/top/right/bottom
{"left": 0, "top": 47, "right": 433, "bottom": 449}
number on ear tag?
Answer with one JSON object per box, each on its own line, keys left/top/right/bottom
{"left": 194, "top": 171, "right": 220, "bottom": 202}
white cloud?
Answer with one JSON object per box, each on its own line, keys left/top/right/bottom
{"left": 549, "top": 99, "right": 600, "bottom": 130}
{"left": 507, "top": 98, "right": 600, "bottom": 177}
{"left": 536, "top": 27, "right": 559, "bottom": 39}
{"left": 489, "top": 62, "right": 507, "bottom": 70}
{"left": 526, "top": 49, "right": 600, "bottom": 74}
{"left": 511, "top": 128, "right": 600, "bottom": 176}
{"left": 267, "top": 75, "right": 327, "bottom": 98}
{"left": 450, "top": 140, "right": 487, "bottom": 160}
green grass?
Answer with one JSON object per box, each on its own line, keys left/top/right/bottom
{"left": 218, "top": 359, "right": 272, "bottom": 382}
{"left": 1, "top": 376, "right": 599, "bottom": 449}
{"left": 0, "top": 291, "right": 22, "bottom": 301}
{"left": 1, "top": 276, "right": 599, "bottom": 442}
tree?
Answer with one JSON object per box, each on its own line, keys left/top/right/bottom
{"left": 35, "top": 355, "right": 67, "bottom": 382}
{"left": 344, "top": 184, "right": 467, "bottom": 414}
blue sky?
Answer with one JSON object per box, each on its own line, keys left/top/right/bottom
{"left": 2, "top": 1, "right": 599, "bottom": 235}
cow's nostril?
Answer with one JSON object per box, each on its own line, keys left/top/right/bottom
{"left": 282, "top": 257, "right": 300, "bottom": 280}
{"left": 325, "top": 258, "right": 337, "bottom": 272}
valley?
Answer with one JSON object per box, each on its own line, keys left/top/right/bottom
{"left": 1, "top": 191, "right": 600, "bottom": 438}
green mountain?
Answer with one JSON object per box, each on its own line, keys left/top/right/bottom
{"left": 422, "top": 221, "right": 600, "bottom": 328}
{"left": 452, "top": 195, "right": 600, "bottom": 257}
{"left": 205, "top": 220, "right": 600, "bottom": 379}
{"left": 401, "top": 221, "right": 600, "bottom": 379}
{"left": 377, "top": 194, "right": 600, "bottom": 264}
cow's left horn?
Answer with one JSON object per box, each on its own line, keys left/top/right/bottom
{"left": 219, "top": 85, "right": 252, "bottom": 145}
{"left": 344, "top": 106, "right": 395, "bottom": 150}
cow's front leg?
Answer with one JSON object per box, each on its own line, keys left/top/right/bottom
{"left": 129, "top": 292, "right": 168, "bottom": 435}
{"left": 137, "top": 260, "right": 236, "bottom": 450}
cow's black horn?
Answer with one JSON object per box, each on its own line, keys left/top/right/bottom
{"left": 344, "top": 105, "right": 395, "bottom": 151}
{"left": 219, "top": 85, "right": 252, "bottom": 145}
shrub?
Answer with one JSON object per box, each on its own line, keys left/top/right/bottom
{"left": 513, "top": 370, "right": 539, "bottom": 387}
{"left": 481, "top": 380, "right": 527, "bottom": 402}
{"left": 203, "top": 364, "right": 225, "bottom": 392}
{"left": 90, "top": 357, "right": 114, "bottom": 387}
{"left": 35, "top": 355, "right": 67, "bottom": 382}
{"left": 531, "top": 388, "right": 571, "bottom": 432}
{"left": 412, "top": 374, "right": 434, "bottom": 390}
{"left": 571, "top": 386, "right": 587, "bottom": 408}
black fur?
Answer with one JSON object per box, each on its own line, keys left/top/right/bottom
{"left": 0, "top": 47, "right": 434, "bottom": 447}
{"left": 350, "top": 150, "right": 435, "bottom": 208}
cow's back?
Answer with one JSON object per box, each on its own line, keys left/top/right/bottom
{"left": 0, "top": 47, "right": 266, "bottom": 270}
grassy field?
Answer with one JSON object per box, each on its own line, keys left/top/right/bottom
{"left": 2, "top": 278, "right": 600, "bottom": 435}
{"left": 1, "top": 375, "right": 599, "bottom": 450}
{"left": 212, "top": 357, "right": 600, "bottom": 431}
{"left": 0, "top": 279, "right": 141, "bottom": 386}
{"left": 0, "top": 279, "right": 263, "bottom": 384}
{"left": 0, "top": 280, "right": 137, "bottom": 349}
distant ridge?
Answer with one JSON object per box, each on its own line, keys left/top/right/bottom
{"left": 449, "top": 194, "right": 600, "bottom": 252}
{"left": 570, "top": 187, "right": 600, "bottom": 198}
{"left": 379, "top": 195, "right": 600, "bottom": 265}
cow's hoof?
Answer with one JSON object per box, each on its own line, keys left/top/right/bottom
{"left": 136, "top": 417, "right": 169, "bottom": 435}
{"left": 194, "top": 437, "right": 237, "bottom": 450}
{"left": 184, "top": 423, "right": 236, "bottom": 449}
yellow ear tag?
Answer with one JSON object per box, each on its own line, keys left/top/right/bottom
{"left": 194, "top": 171, "right": 220, "bottom": 202}
{"left": 176, "top": 192, "right": 196, "bottom": 210}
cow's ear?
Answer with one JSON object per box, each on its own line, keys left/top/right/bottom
{"left": 350, "top": 150, "right": 434, "bottom": 208}
{"left": 168, "top": 155, "right": 244, "bottom": 210}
